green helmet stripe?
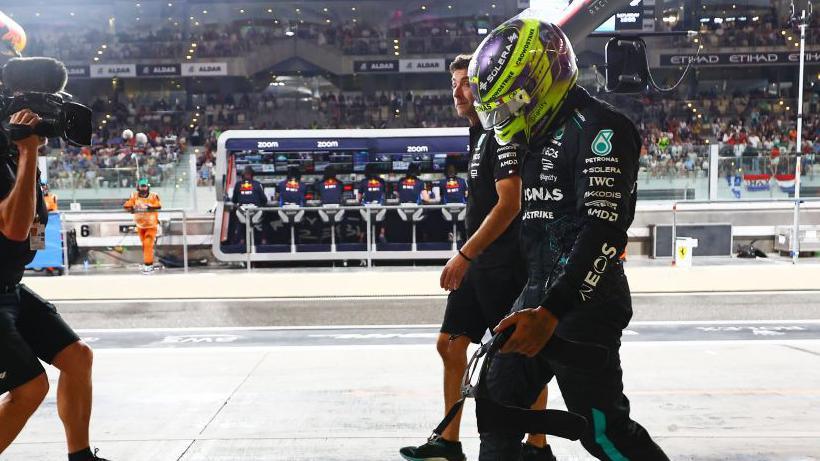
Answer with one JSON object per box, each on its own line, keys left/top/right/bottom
{"left": 485, "top": 20, "right": 540, "bottom": 101}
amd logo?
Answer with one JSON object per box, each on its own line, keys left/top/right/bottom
{"left": 257, "top": 141, "right": 280, "bottom": 148}
{"left": 317, "top": 141, "right": 339, "bottom": 148}
{"left": 588, "top": 208, "right": 619, "bottom": 222}
{"left": 407, "top": 145, "right": 429, "bottom": 153}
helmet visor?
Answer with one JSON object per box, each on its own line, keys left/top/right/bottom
{"left": 475, "top": 88, "right": 531, "bottom": 131}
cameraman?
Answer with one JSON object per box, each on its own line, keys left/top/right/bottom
{"left": 0, "top": 110, "right": 109, "bottom": 460}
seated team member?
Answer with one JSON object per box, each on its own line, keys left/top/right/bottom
{"left": 277, "top": 167, "right": 306, "bottom": 206}
{"left": 439, "top": 163, "right": 468, "bottom": 204}
{"left": 468, "top": 18, "right": 669, "bottom": 460}
{"left": 357, "top": 163, "right": 387, "bottom": 242}
{"left": 230, "top": 165, "right": 268, "bottom": 244}
{"left": 397, "top": 163, "right": 424, "bottom": 204}
{"left": 42, "top": 180, "right": 58, "bottom": 212}
{"left": 316, "top": 166, "right": 344, "bottom": 205}
{"left": 358, "top": 163, "right": 386, "bottom": 205}
{"left": 439, "top": 163, "right": 468, "bottom": 242}
{"left": 420, "top": 181, "right": 439, "bottom": 204}
{"left": 123, "top": 178, "right": 162, "bottom": 274}
{"left": 0, "top": 109, "right": 110, "bottom": 460}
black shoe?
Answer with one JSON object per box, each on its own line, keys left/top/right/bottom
{"left": 521, "top": 442, "right": 556, "bottom": 461}
{"left": 400, "top": 436, "right": 467, "bottom": 461}
{"left": 90, "top": 448, "right": 112, "bottom": 461}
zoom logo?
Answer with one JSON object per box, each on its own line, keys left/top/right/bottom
{"left": 257, "top": 141, "right": 280, "bottom": 148}
{"left": 407, "top": 145, "right": 429, "bottom": 153}
{"left": 317, "top": 141, "right": 339, "bottom": 148}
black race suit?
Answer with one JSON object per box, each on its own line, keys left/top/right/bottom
{"left": 478, "top": 86, "right": 669, "bottom": 460}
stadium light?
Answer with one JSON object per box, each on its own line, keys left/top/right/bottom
{"left": 323, "top": 7, "right": 328, "bottom": 12}
{"left": 352, "top": 7, "right": 356, "bottom": 11}
{"left": 285, "top": 30, "right": 295, "bottom": 37}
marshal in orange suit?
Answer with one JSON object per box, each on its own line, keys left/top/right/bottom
{"left": 123, "top": 178, "right": 161, "bottom": 274}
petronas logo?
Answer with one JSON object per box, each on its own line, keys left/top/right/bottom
{"left": 592, "top": 129, "right": 614, "bottom": 156}
{"left": 553, "top": 126, "right": 565, "bottom": 141}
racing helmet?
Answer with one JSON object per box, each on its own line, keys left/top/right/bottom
{"left": 468, "top": 17, "right": 577, "bottom": 145}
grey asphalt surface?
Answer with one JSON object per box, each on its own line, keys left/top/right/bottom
{"left": 75, "top": 321, "right": 820, "bottom": 349}
{"left": 53, "top": 291, "right": 820, "bottom": 329}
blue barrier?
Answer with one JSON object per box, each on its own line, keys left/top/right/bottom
{"left": 26, "top": 213, "right": 64, "bottom": 270}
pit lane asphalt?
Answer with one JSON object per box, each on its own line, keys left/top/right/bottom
{"left": 53, "top": 291, "right": 820, "bottom": 329}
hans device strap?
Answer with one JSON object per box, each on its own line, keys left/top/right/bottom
{"left": 429, "top": 326, "right": 609, "bottom": 442}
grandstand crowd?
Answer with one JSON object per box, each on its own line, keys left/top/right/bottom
{"left": 22, "top": 2, "right": 816, "bottom": 191}
{"left": 44, "top": 85, "right": 815, "bottom": 192}
{"left": 26, "top": 13, "right": 504, "bottom": 62}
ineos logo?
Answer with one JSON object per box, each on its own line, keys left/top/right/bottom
{"left": 407, "top": 145, "right": 429, "bottom": 153}
{"left": 317, "top": 141, "right": 339, "bottom": 148}
{"left": 579, "top": 243, "right": 618, "bottom": 301}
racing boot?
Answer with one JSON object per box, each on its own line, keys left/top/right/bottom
{"left": 521, "top": 442, "right": 557, "bottom": 461}
{"left": 400, "top": 435, "right": 466, "bottom": 461}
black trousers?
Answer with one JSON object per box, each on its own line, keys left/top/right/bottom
{"left": 478, "top": 266, "right": 669, "bottom": 461}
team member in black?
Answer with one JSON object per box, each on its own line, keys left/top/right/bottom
{"left": 0, "top": 109, "right": 110, "bottom": 460}
{"left": 468, "top": 19, "right": 668, "bottom": 460}
{"left": 400, "top": 55, "right": 554, "bottom": 461}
